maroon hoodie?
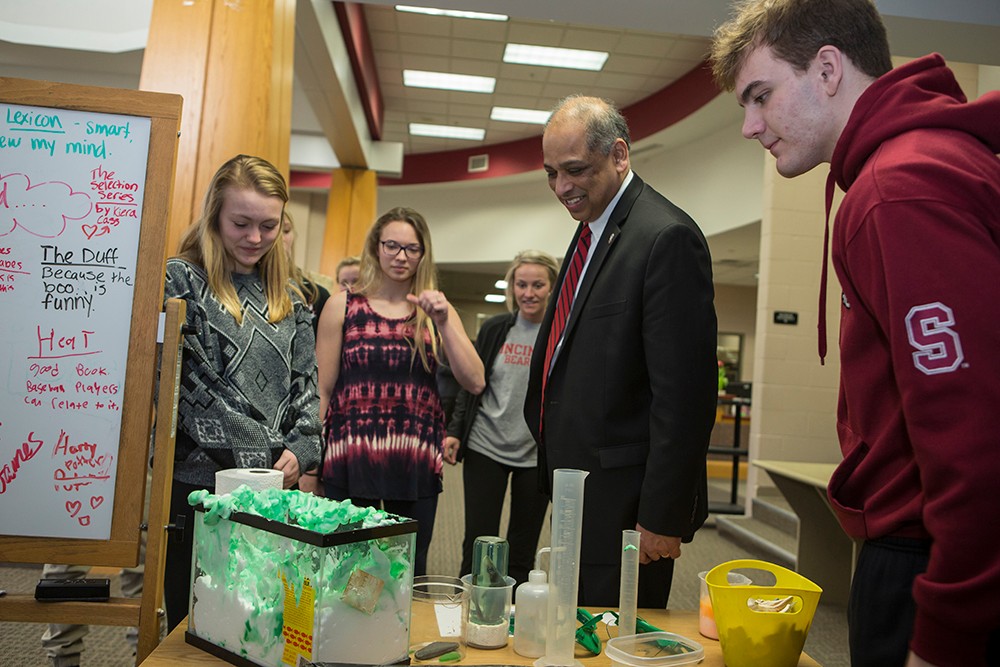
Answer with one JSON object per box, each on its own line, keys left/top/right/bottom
{"left": 826, "top": 54, "right": 1000, "bottom": 665}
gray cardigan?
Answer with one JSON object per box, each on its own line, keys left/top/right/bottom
{"left": 164, "top": 258, "right": 321, "bottom": 487}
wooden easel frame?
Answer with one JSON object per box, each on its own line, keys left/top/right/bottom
{"left": 0, "top": 77, "right": 182, "bottom": 566}
{"left": 0, "top": 77, "right": 183, "bottom": 662}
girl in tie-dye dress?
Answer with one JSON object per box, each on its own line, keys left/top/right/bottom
{"left": 315, "top": 207, "right": 485, "bottom": 575}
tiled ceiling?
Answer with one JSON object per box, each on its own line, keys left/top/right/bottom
{"left": 1, "top": 5, "right": 706, "bottom": 158}
{"left": 363, "top": 5, "right": 713, "bottom": 154}
{"left": 0, "top": 2, "right": 754, "bottom": 288}
{"left": 4, "top": 1, "right": 997, "bottom": 294}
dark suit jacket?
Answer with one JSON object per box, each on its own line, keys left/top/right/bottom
{"left": 524, "top": 173, "right": 718, "bottom": 564}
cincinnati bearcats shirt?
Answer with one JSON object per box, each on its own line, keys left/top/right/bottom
{"left": 466, "top": 313, "right": 540, "bottom": 466}
{"left": 827, "top": 54, "right": 1000, "bottom": 664}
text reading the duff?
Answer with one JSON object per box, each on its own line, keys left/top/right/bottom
{"left": 38, "top": 244, "right": 128, "bottom": 316}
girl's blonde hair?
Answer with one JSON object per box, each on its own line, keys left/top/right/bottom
{"left": 355, "top": 207, "right": 439, "bottom": 372}
{"left": 504, "top": 249, "right": 559, "bottom": 313}
{"left": 176, "top": 155, "right": 292, "bottom": 324}
{"left": 282, "top": 211, "right": 318, "bottom": 306}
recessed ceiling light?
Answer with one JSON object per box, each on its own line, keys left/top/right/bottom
{"left": 410, "top": 123, "right": 486, "bottom": 141}
{"left": 490, "top": 107, "right": 551, "bottom": 125}
{"left": 484, "top": 294, "right": 506, "bottom": 303}
{"left": 396, "top": 5, "right": 508, "bottom": 21}
{"left": 403, "top": 70, "right": 496, "bottom": 93}
{"left": 503, "top": 44, "right": 609, "bottom": 71}
{"left": 494, "top": 279, "right": 508, "bottom": 290}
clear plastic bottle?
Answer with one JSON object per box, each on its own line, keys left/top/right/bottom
{"left": 513, "top": 568, "right": 549, "bottom": 658}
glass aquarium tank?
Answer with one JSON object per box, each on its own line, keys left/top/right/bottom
{"left": 184, "top": 487, "right": 416, "bottom": 667}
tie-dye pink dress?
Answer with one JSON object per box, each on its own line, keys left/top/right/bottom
{"left": 321, "top": 292, "right": 445, "bottom": 500}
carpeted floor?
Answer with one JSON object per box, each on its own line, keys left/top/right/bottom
{"left": 1, "top": 467, "right": 848, "bottom": 666}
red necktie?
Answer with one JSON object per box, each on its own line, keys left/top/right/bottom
{"left": 541, "top": 223, "right": 592, "bottom": 405}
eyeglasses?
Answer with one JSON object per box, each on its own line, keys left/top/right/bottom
{"left": 379, "top": 240, "right": 424, "bottom": 259}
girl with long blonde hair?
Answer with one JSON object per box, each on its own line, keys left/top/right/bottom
{"left": 316, "top": 206, "right": 484, "bottom": 575}
{"left": 163, "top": 155, "right": 321, "bottom": 630}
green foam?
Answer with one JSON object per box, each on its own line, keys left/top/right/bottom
{"left": 187, "top": 485, "right": 403, "bottom": 532}
{"left": 189, "top": 486, "right": 415, "bottom": 637}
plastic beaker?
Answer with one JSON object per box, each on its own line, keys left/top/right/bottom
{"left": 462, "top": 573, "right": 515, "bottom": 649}
{"left": 410, "top": 575, "right": 468, "bottom": 662}
{"left": 536, "top": 468, "right": 588, "bottom": 667}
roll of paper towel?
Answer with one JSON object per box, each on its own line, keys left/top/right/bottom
{"left": 215, "top": 468, "right": 283, "bottom": 495}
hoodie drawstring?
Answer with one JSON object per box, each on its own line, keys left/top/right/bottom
{"left": 819, "top": 172, "right": 837, "bottom": 365}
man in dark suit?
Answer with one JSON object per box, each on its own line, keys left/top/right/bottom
{"left": 525, "top": 95, "right": 718, "bottom": 607}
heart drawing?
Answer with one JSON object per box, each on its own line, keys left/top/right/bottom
{"left": 82, "top": 224, "right": 110, "bottom": 240}
{"left": 66, "top": 500, "right": 82, "bottom": 518}
{"left": 90, "top": 496, "right": 104, "bottom": 509}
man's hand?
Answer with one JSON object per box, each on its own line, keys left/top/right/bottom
{"left": 636, "top": 523, "right": 682, "bottom": 565}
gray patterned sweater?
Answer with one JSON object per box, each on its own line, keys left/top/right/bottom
{"left": 164, "top": 258, "right": 322, "bottom": 487}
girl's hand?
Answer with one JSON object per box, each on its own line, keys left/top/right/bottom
{"left": 443, "top": 436, "right": 460, "bottom": 465}
{"left": 273, "top": 449, "right": 301, "bottom": 488}
{"left": 297, "top": 469, "right": 323, "bottom": 495}
{"left": 407, "top": 290, "right": 451, "bottom": 326}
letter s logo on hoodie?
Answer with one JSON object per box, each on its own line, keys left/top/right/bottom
{"left": 905, "top": 302, "right": 964, "bottom": 375}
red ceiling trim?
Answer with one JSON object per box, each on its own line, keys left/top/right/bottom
{"left": 623, "top": 60, "right": 720, "bottom": 145}
{"left": 333, "top": 1, "right": 383, "bottom": 140}
{"left": 289, "top": 59, "right": 721, "bottom": 190}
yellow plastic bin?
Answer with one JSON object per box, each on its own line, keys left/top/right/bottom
{"left": 705, "top": 559, "right": 822, "bottom": 667}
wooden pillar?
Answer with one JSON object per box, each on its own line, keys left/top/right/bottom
{"left": 138, "top": 0, "right": 295, "bottom": 258}
{"left": 320, "top": 168, "right": 377, "bottom": 276}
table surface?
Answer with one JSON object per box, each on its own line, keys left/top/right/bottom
{"left": 140, "top": 606, "right": 821, "bottom": 666}
{"left": 754, "top": 459, "right": 838, "bottom": 489}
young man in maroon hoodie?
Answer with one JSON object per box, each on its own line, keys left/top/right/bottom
{"left": 711, "top": 1, "right": 1000, "bottom": 666}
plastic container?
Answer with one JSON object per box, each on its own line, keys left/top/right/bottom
{"left": 537, "top": 468, "right": 588, "bottom": 667}
{"left": 411, "top": 575, "right": 469, "bottom": 663}
{"left": 605, "top": 631, "right": 704, "bottom": 667}
{"left": 706, "top": 559, "right": 822, "bottom": 667}
{"left": 698, "top": 568, "right": 752, "bottom": 639}
{"left": 513, "top": 569, "right": 548, "bottom": 657}
{"left": 462, "top": 573, "right": 515, "bottom": 648}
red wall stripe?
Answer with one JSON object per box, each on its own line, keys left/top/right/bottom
{"left": 334, "top": 1, "right": 384, "bottom": 140}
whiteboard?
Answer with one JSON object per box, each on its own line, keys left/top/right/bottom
{"left": 1, "top": 102, "right": 151, "bottom": 539}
